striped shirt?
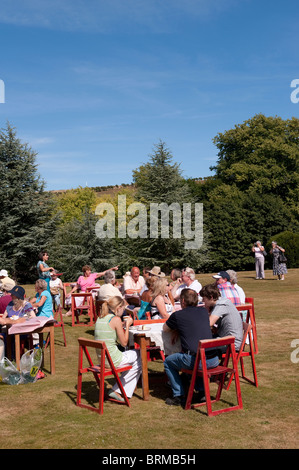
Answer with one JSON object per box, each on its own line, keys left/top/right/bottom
{"left": 218, "top": 282, "right": 241, "bottom": 306}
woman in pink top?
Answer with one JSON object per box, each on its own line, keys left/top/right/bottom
{"left": 65, "top": 265, "right": 119, "bottom": 314}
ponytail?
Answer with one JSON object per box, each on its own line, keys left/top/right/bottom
{"left": 100, "top": 296, "right": 126, "bottom": 318}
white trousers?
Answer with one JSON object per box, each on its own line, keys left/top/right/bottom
{"left": 112, "top": 349, "right": 142, "bottom": 398}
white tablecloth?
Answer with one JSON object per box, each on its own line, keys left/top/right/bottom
{"left": 129, "top": 323, "right": 181, "bottom": 356}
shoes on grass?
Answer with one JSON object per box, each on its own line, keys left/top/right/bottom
{"left": 107, "top": 390, "right": 125, "bottom": 403}
{"left": 165, "top": 396, "right": 185, "bottom": 407}
{"left": 63, "top": 311, "right": 72, "bottom": 316}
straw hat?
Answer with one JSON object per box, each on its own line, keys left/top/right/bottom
{"left": 148, "top": 266, "right": 165, "bottom": 278}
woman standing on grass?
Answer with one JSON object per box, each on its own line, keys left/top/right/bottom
{"left": 94, "top": 296, "right": 142, "bottom": 402}
{"left": 270, "top": 241, "right": 288, "bottom": 281}
{"left": 37, "top": 251, "right": 55, "bottom": 293}
{"left": 252, "top": 241, "right": 266, "bottom": 279}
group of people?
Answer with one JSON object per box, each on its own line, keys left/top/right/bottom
{"left": 92, "top": 265, "right": 246, "bottom": 406}
{"left": 0, "top": 243, "right": 287, "bottom": 405}
{"left": 0, "top": 278, "right": 56, "bottom": 361}
{"left": 252, "top": 240, "right": 288, "bottom": 281}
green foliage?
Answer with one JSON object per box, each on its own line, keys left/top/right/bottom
{"left": 0, "top": 123, "right": 58, "bottom": 282}
{"left": 266, "top": 231, "right": 299, "bottom": 268}
{"left": 52, "top": 186, "right": 98, "bottom": 224}
{"left": 186, "top": 114, "right": 299, "bottom": 271}
{"left": 132, "top": 141, "right": 210, "bottom": 273}
{"left": 48, "top": 210, "right": 119, "bottom": 281}
{"left": 201, "top": 184, "right": 252, "bottom": 271}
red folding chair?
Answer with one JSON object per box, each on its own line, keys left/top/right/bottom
{"left": 76, "top": 337, "right": 132, "bottom": 415}
{"left": 71, "top": 293, "right": 95, "bottom": 327}
{"left": 45, "top": 307, "right": 67, "bottom": 348}
{"left": 62, "top": 282, "right": 77, "bottom": 310}
{"left": 224, "top": 322, "right": 258, "bottom": 390}
{"left": 236, "top": 297, "right": 258, "bottom": 354}
{"left": 182, "top": 336, "right": 243, "bottom": 416}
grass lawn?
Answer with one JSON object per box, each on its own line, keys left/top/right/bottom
{"left": 1, "top": 269, "right": 298, "bottom": 450}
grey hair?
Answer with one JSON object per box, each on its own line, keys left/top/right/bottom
{"left": 226, "top": 270, "right": 237, "bottom": 285}
{"left": 104, "top": 270, "right": 115, "bottom": 284}
{"left": 183, "top": 267, "right": 196, "bottom": 281}
{"left": 35, "top": 279, "right": 48, "bottom": 291}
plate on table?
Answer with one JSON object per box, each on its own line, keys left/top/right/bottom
{"left": 137, "top": 326, "right": 151, "bottom": 331}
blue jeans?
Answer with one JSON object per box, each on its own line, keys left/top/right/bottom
{"left": 164, "top": 352, "right": 219, "bottom": 398}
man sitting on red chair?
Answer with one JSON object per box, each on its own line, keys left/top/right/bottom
{"left": 200, "top": 283, "right": 243, "bottom": 355}
{"left": 163, "top": 288, "right": 219, "bottom": 406}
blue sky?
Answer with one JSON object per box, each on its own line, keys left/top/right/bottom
{"left": 0, "top": 0, "right": 298, "bottom": 190}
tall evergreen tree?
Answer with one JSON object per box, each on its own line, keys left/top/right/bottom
{"left": 132, "top": 141, "right": 210, "bottom": 272}
{"left": 0, "top": 123, "right": 57, "bottom": 282}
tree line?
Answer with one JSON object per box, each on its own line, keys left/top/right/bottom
{"left": 0, "top": 113, "right": 298, "bottom": 283}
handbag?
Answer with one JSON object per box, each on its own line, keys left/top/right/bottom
{"left": 278, "top": 253, "right": 287, "bottom": 263}
{"left": 262, "top": 249, "right": 267, "bottom": 257}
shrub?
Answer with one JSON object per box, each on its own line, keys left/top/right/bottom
{"left": 266, "top": 231, "right": 299, "bottom": 268}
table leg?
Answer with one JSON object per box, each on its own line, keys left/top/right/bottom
{"left": 139, "top": 336, "right": 150, "bottom": 401}
{"left": 49, "top": 326, "right": 55, "bottom": 375}
{"left": 15, "top": 335, "right": 21, "bottom": 370}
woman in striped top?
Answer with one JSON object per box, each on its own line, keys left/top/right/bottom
{"left": 94, "top": 296, "right": 141, "bottom": 402}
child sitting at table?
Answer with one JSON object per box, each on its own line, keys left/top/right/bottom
{"left": 94, "top": 296, "right": 142, "bottom": 402}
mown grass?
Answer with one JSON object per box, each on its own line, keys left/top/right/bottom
{"left": 1, "top": 269, "right": 298, "bottom": 449}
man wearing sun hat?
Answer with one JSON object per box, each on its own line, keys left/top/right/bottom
{"left": 212, "top": 270, "right": 241, "bottom": 306}
{"left": 147, "top": 266, "right": 165, "bottom": 278}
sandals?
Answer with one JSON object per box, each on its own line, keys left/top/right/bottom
{"left": 107, "top": 390, "right": 125, "bottom": 403}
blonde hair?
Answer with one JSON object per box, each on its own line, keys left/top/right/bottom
{"left": 101, "top": 296, "right": 126, "bottom": 318}
{"left": 151, "top": 277, "right": 168, "bottom": 298}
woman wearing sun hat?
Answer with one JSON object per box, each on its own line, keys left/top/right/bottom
{"left": 0, "top": 286, "right": 35, "bottom": 361}
{"left": 0, "top": 286, "right": 35, "bottom": 324}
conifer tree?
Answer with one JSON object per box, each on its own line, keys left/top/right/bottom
{"left": 132, "top": 140, "right": 210, "bottom": 272}
{"left": 0, "top": 123, "right": 57, "bottom": 282}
